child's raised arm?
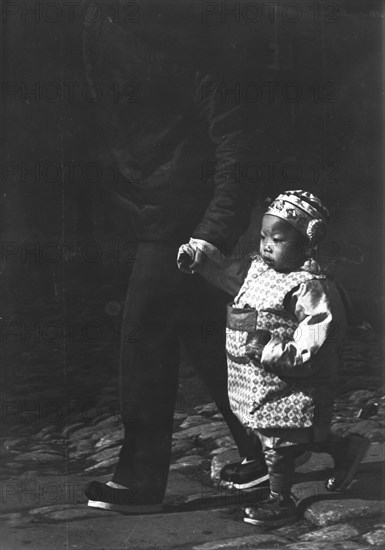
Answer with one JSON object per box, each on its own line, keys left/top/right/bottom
{"left": 177, "top": 241, "right": 251, "bottom": 297}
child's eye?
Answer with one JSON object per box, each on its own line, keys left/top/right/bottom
{"left": 260, "top": 234, "right": 265, "bottom": 240}
{"left": 273, "top": 238, "right": 282, "bottom": 243}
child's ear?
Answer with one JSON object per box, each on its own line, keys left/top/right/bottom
{"left": 307, "top": 219, "right": 327, "bottom": 242}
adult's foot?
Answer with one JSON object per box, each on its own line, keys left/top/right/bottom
{"left": 84, "top": 481, "right": 163, "bottom": 514}
{"left": 220, "top": 451, "right": 311, "bottom": 489}
{"left": 220, "top": 458, "right": 269, "bottom": 489}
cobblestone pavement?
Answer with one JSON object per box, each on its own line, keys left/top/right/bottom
{"left": 0, "top": 320, "right": 384, "bottom": 549}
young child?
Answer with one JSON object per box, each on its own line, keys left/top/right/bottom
{"left": 178, "top": 189, "right": 369, "bottom": 528}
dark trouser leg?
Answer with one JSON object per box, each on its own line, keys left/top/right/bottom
{"left": 179, "top": 279, "right": 261, "bottom": 459}
{"left": 112, "top": 244, "right": 183, "bottom": 503}
{"left": 113, "top": 243, "right": 259, "bottom": 503}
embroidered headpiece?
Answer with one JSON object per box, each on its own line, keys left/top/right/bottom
{"left": 265, "top": 190, "right": 329, "bottom": 242}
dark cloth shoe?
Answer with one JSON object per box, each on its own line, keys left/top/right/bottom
{"left": 84, "top": 481, "right": 163, "bottom": 514}
{"left": 325, "top": 433, "right": 370, "bottom": 492}
{"left": 220, "top": 451, "right": 311, "bottom": 489}
{"left": 243, "top": 494, "right": 297, "bottom": 528}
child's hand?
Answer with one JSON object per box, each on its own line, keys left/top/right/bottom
{"left": 177, "top": 244, "right": 196, "bottom": 274}
{"left": 189, "top": 247, "right": 206, "bottom": 272}
{"left": 245, "top": 330, "right": 272, "bottom": 364}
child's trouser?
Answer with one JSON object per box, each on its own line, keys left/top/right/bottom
{"left": 263, "top": 444, "right": 307, "bottom": 497}
{"left": 258, "top": 428, "right": 349, "bottom": 497}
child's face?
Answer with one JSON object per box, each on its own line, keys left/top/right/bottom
{"left": 260, "top": 214, "right": 307, "bottom": 272}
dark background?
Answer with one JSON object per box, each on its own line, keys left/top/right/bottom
{"left": 0, "top": 1, "right": 383, "bottom": 424}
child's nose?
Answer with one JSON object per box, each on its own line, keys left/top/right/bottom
{"left": 263, "top": 241, "right": 272, "bottom": 252}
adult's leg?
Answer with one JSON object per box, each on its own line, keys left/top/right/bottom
{"left": 179, "top": 277, "right": 261, "bottom": 459}
{"left": 111, "top": 243, "right": 186, "bottom": 504}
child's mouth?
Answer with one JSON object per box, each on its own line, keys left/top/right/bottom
{"left": 263, "top": 257, "right": 274, "bottom": 266}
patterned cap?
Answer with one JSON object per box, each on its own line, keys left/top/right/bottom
{"left": 265, "top": 190, "right": 329, "bottom": 242}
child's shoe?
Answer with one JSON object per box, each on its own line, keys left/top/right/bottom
{"left": 325, "top": 433, "right": 370, "bottom": 492}
{"left": 243, "top": 492, "right": 297, "bottom": 528}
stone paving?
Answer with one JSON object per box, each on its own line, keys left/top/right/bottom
{"left": 0, "top": 326, "right": 384, "bottom": 549}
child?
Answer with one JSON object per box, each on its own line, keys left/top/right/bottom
{"left": 178, "top": 189, "right": 369, "bottom": 528}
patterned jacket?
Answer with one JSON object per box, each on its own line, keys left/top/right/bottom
{"left": 200, "top": 255, "right": 347, "bottom": 434}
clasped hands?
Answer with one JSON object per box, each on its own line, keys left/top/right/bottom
{"left": 177, "top": 242, "right": 206, "bottom": 274}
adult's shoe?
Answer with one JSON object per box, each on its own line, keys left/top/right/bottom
{"left": 85, "top": 481, "right": 163, "bottom": 514}
{"left": 220, "top": 451, "right": 311, "bottom": 489}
